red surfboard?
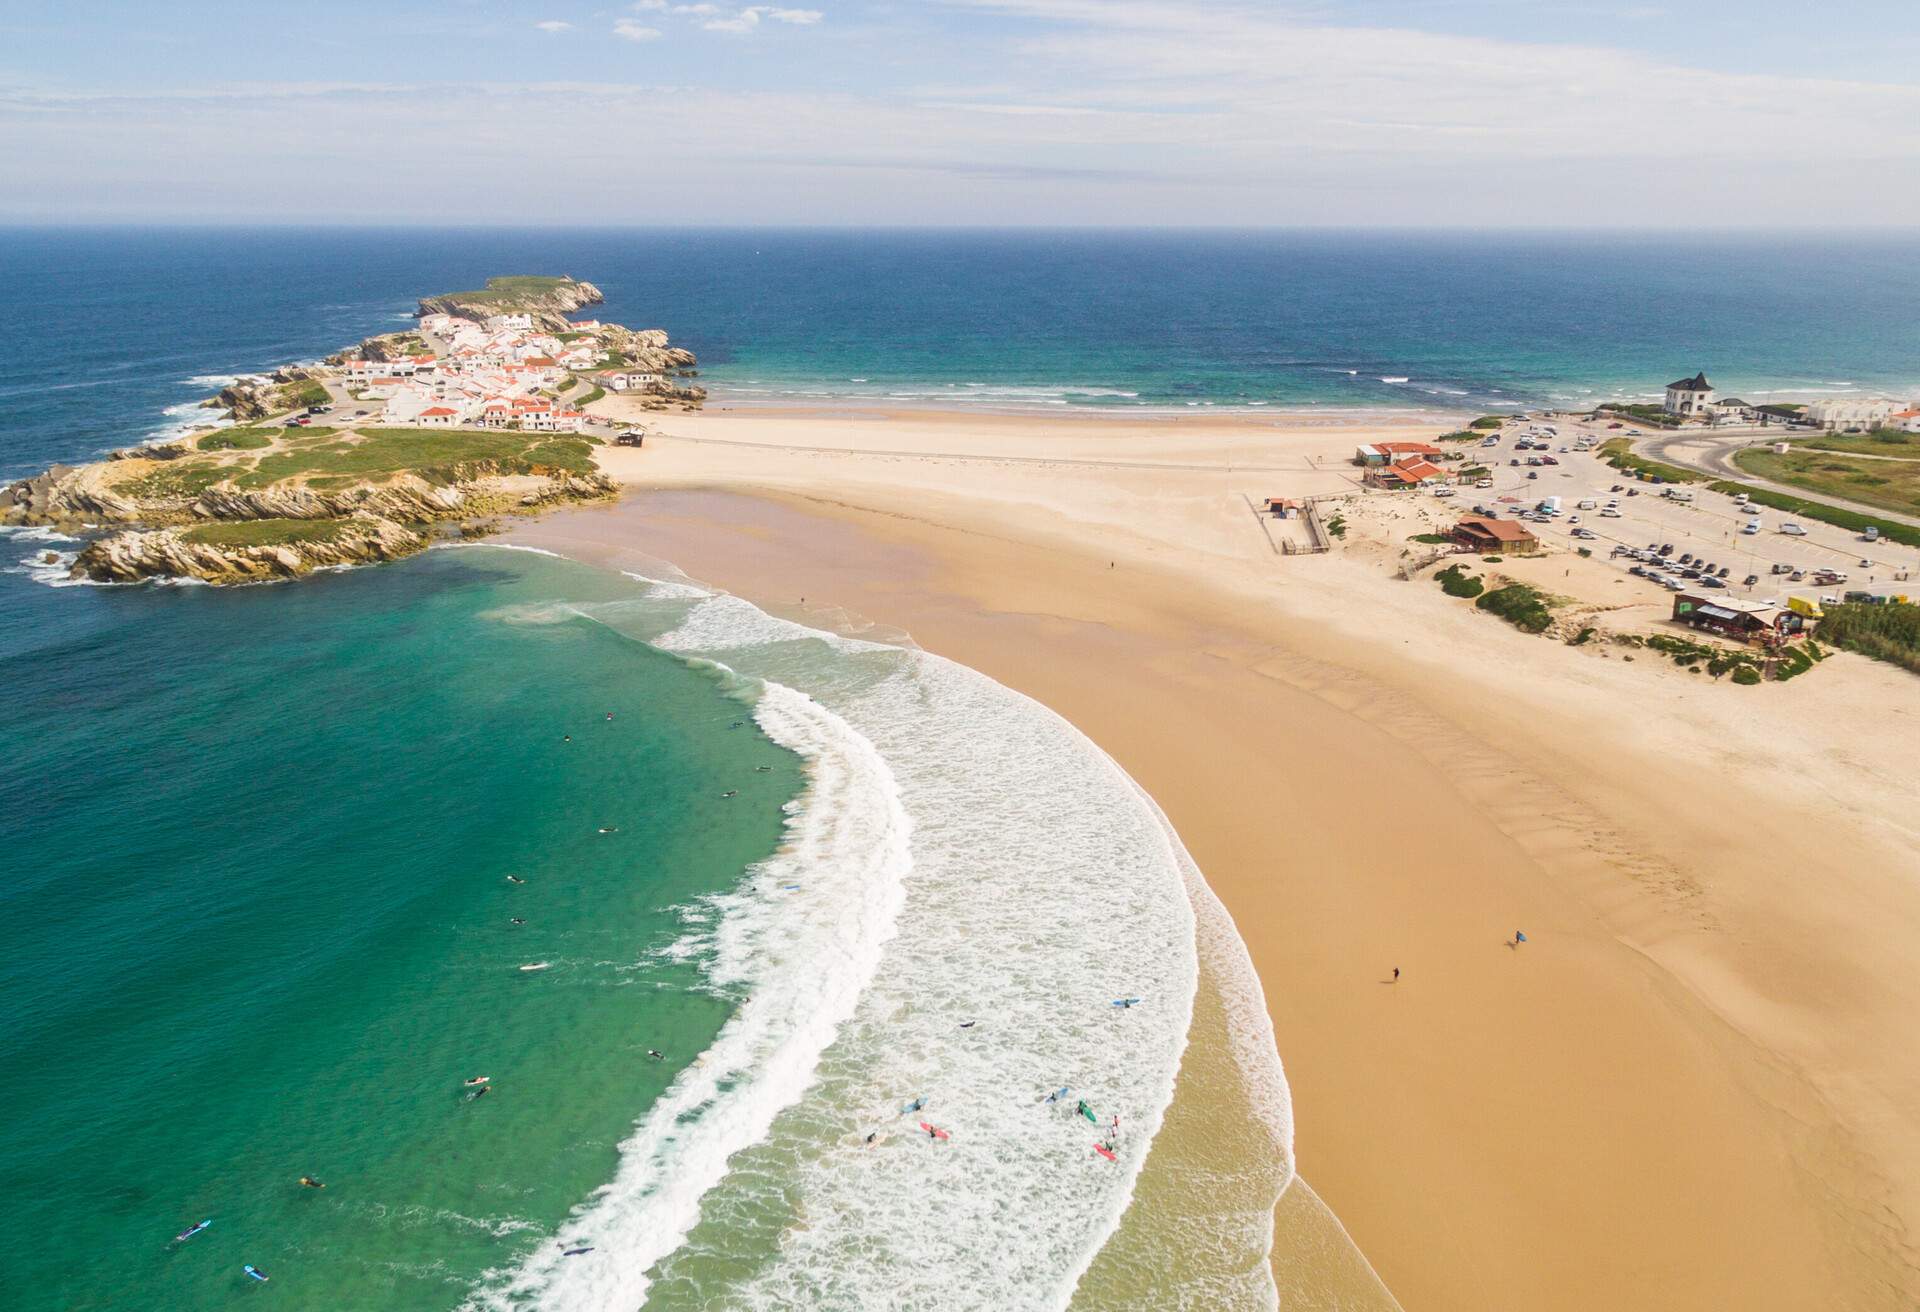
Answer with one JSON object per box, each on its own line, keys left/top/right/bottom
{"left": 919, "top": 1122, "right": 949, "bottom": 1141}
{"left": 1093, "top": 1142, "right": 1117, "bottom": 1162}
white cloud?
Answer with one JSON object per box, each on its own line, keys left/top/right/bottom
{"left": 533, "top": 20, "right": 572, "bottom": 33}
{"left": 613, "top": 20, "right": 664, "bottom": 41}
{"left": 633, "top": 2, "right": 823, "bottom": 34}
{"left": 704, "top": 10, "right": 760, "bottom": 32}
{"left": 766, "top": 7, "right": 824, "bottom": 22}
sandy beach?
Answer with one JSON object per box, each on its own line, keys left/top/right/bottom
{"left": 513, "top": 403, "right": 1920, "bottom": 1310}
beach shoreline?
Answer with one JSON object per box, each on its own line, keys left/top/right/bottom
{"left": 505, "top": 400, "right": 1920, "bottom": 1310}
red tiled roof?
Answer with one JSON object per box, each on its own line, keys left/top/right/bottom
{"left": 420, "top": 406, "right": 457, "bottom": 417}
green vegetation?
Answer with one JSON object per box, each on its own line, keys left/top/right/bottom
{"left": 1569, "top": 626, "right": 1597, "bottom": 646}
{"left": 181, "top": 518, "right": 352, "bottom": 548}
{"left": 1731, "top": 447, "right": 1920, "bottom": 521}
{"left": 1475, "top": 582, "right": 1553, "bottom": 633}
{"left": 1458, "top": 465, "right": 1489, "bottom": 480}
{"left": 1599, "top": 437, "right": 1703, "bottom": 484}
{"left": 1324, "top": 513, "right": 1348, "bottom": 539}
{"left": 1707, "top": 478, "right": 1920, "bottom": 550}
{"left": 1601, "top": 403, "right": 1682, "bottom": 429}
{"left": 1731, "top": 666, "right": 1761, "bottom": 685}
{"left": 1410, "top": 532, "right": 1454, "bottom": 544}
{"left": 1438, "top": 430, "right": 1480, "bottom": 442}
{"left": 575, "top": 384, "right": 606, "bottom": 407}
{"left": 1798, "top": 428, "right": 1920, "bottom": 459}
{"left": 430, "top": 275, "right": 575, "bottom": 309}
{"left": 1469, "top": 416, "right": 1504, "bottom": 431}
{"left": 1435, "top": 564, "right": 1484, "bottom": 598}
{"left": 122, "top": 463, "right": 230, "bottom": 500}
{"left": 1773, "top": 643, "right": 1816, "bottom": 681}
{"left": 555, "top": 331, "right": 590, "bottom": 343}
{"left": 269, "top": 379, "right": 330, "bottom": 413}
{"left": 1815, "top": 601, "right": 1920, "bottom": 676}
{"left": 230, "top": 427, "right": 595, "bottom": 490}
{"left": 197, "top": 428, "right": 274, "bottom": 452}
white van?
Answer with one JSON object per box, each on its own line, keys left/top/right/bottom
{"left": 1577, "top": 499, "right": 1597, "bottom": 510}
{"left": 1665, "top": 489, "right": 1695, "bottom": 503}
{"left": 1780, "top": 523, "right": 1808, "bottom": 536}
{"left": 1741, "top": 518, "right": 1761, "bottom": 535}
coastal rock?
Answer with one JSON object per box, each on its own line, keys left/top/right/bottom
{"left": 516, "top": 472, "right": 619, "bottom": 508}
{"left": 4, "top": 465, "right": 143, "bottom": 524}
{"left": 192, "top": 476, "right": 468, "bottom": 524}
{"left": 417, "top": 277, "right": 605, "bottom": 332}
{"left": 73, "top": 516, "right": 426, "bottom": 585}
{"left": 214, "top": 381, "right": 270, "bottom": 422}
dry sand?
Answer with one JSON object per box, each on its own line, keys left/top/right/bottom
{"left": 514, "top": 403, "right": 1920, "bottom": 1310}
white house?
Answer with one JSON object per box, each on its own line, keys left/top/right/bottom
{"left": 1889, "top": 408, "right": 1920, "bottom": 434}
{"left": 485, "top": 313, "right": 533, "bottom": 332}
{"left": 602, "top": 369, "right": 664, "bottom": 392}
{"left": 415, "top": 406, "right": 464, "bottom": 428}
{"left": 1664, "top": 372, "right": 1714, "bottom": 417}
{"left": 1712, "top": 397, "right": 1757, "bottom": 422}
{"left": 1804, "top": 398, "right": 1898, "bottom": 431}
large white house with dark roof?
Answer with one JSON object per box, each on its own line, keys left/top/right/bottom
{"left": 1664, "top": 372, "right": 1714, "bottom": 417}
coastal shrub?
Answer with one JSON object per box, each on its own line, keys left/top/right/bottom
{"left": 229, "top": 428, "right": 596, "bottom": 490}
{"left": 1410, "top": 532, "right": 1453, "bottom": 544}
{"left": 1577, "top": 547, "right": 1592, "bottom": 557}
{"left": 1481, "top": 555, "right": 1503, "bottom": 563}
{"left": 197, "top": 429, "right": 273, "bottom": 452}
{"left": 1435, "top": 564, "right": 1484, "bottom": 598}
{"left": 1475, "top": 582, "right": 1553, "bottom": 633}
{"left": 1731, "top": 666, "right": 1762, "bottom": 685}
{"left": 122, "top": 463, "right": 228, "bottom": 500}
{"left": 182, "top": 518, "right": 351, "bottom": 548}
{"left": 1469, "top": 416, "right": 1504, "bottom": 430}
{"left": 1458, "top": 465, "right": 1490, "bottom": 480}
{"left": 576, "top": 385, "right": 606, "bottom": 407}
{"left": 1569, "top": 626, "right": 1597, "bottom": 646}
{"left": 1325, "top": 514, "right": 1348, "bottom": 539}
{"left": 1815, "top": 602, "right": 1920, "bottom": 676}
{"left": 1438, "top": 430, "right": 1479, "bottom": 442}
{"left": 1708, "top": 478, "right": 1920, "bottom": 549}
{"left": 270, "top": 380, "right": 330, "bottom": 413}
{"left": 1772, "top": 644, "right": 1816, "bottom": 682}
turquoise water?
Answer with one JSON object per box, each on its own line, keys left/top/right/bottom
{"left": 0, "top": 549, "right": 802, "bottom": 1309}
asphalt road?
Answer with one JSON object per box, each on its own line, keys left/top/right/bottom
{"left": 1632, "top": 426, "right": 1920, "bottom": 532}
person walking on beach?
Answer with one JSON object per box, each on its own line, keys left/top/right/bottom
{"left": 1512, "top": 930, "right": 1527, "bottom": 947}
{"left": 1392, "top": 966, "right": 1400, "bottom": 982}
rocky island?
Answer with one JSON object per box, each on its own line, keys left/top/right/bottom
{"left": 4, "top": 276, "right": 698, "bottom": 584}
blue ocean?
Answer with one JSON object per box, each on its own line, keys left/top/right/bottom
{"left": 3, "top": 227, "right": 1917, "bottom": 1310}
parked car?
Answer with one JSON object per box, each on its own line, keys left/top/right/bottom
{"left": 1658, "top": 543, "right": 1675, "bottom": 556}
{"left": 1699, "top": 576, "right": 1727, "bottom": 589}
{"left": 1600, "top": 508, "right": 1621, "bottom": 518}
{"left": 1432, "top": 487, "right": 1455, "bottom": 498}
{"left": 1572, "top": 527, "right": 1597, "bottom": 540}
{"left": 1679, "top": 552, "right": 1694, "bottom": 564}
{"left": 1608, "top": 422, "right": 1624, "bottom": 429}
{"left": 1717, "top": 566, "right": 1731, "bottom": 578}
{"left": 1780, "top": 523, "right": 1807, "bottom": 536}
{"left": 1475, "top": 479, "right": 1493, "bottom": 489}
{"left": 1527, "top": 471, "right": 1539, "bottom": 480}
{"left": 1770, "top": 563, "right": 1794, "bottom": 575}
{"left": 1625, "top": 488, "right": 1639, "bottom": 496}
{"left": 1743, "top": 574, "right": 1760, "bottom": 587}
{"left": 1610, "top": 484, "right": 1625, "bottom": 492}
{"left": 1629, "top": 565, "right": 1648, "bottom": 577}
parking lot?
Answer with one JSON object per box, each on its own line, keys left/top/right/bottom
{"left": 1442, "top": 414, "right": 1919, "bottom": 607}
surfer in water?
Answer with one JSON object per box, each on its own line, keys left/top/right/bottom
{"left": 506, "top": 874, "right": 525, "bottom": 885}
{"left": 299, "top": 1176, "right": 325, "bottom": 1190}
{"left": 598, "top": 826, "right": 619, "bottom": 834}
{"left": 605, "top": 712, "right": 614, "bottom": 721}
{"left": 509, "top": 917, "right": 526, "bottom": 925}
{"left": 467, "top": 1084, "right": 490, "bottom": 1101}
{"left": 563, "top": 734, "right": 572, "bottom": 743}
{"left": 647, "top": 1049, "right": 665, "bottom": 1061}
{"left": 865, "top": 1132, "right": 878, "bottom": 1145}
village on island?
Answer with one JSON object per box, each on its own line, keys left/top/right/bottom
{"left": 0, "top": 276, "right": 705, "bottom": 585}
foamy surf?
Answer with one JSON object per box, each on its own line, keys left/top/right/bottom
{"left": 462, "top": 554, "right": 1295, "bottom": 1311}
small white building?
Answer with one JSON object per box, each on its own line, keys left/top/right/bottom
{"left": 1712, "top": 397, "right": 1757, "bottom": 422}
{"left": 415, "top": 406, "right": 464, "bottom": 428}
{"left": 602, "top": 369, "right": 664, "bottom": 392}
{"left": 1664, "top": 372, "right": 1714, "bottom": 417}
{"left": 485, "top": 313, "right": 534, "bottom": 332}
{"left": 1889, "top": 408, "right": 1920, "bottom": 434}
{"left": 1804, "top": 397, "right": 1899, "bottom": 431}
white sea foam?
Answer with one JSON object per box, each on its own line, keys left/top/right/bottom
{"left": 467, "top": 570, "right": 1291, "bottom": 1311}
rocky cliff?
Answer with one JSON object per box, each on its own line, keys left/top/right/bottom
{"left": 75, "top": 516, "right": 427, "bottom": 585}
{"left": 417, "top": 276, "right": 606, "bottom": 331}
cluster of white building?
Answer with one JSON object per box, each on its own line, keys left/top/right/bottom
{"left": 337, "top": 312, "right": 605, "bottom": 432}
{"left": 1664, "top": 373, "right": 1920, "bottom": 432}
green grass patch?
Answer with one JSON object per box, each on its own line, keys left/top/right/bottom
{"left": 181, "top": 518, "right": 351, "bottom": 548}
{"left": 1475, "top": 582, "right": 1554, "bottom": 633}
{"left": 1599, "top": 437, "right": 1703, "bottom": 484}
{"left": 229, "top": 427, "right": 594, "bottom": 490}
{"left": 1410, "top": 532, "right": 1454, "bottom": 544}
{"left": 269, "top": 379, "right": 330, "bottom": 413}
{"left": 1599, "top": 403, "right": 1683, "bottom": 429}
{"left": 1814, "top": 602, "right": 1920, "bottom": 676}
{"left": 1707, "top": 477, "right": 1920, "bottom": 549}
{"left": 1324, "top": 513, "right": 1348, "bottom": 539}
{"left": 1435, "top": 564, "right": 1484, "bottom": 598}
{"left": 197, "top": 428, "right": 274, "bottom": 452}
{"left": 575, "top": 385, "right": 606, "bottom": 407}
{"left": 1731, "top": 665, "right": 1761, "bottom": 685}
{"left": 428, "top": 275, "right": 576, "bottom": 308}
{"left": 1438, "top": 430, "right": 1480, "bottom": 442}
{"left": 1797, "top": 429, "right": 1920, "bottom": 459}
{"left": 1469, "top": 416, "right": 1504, "bottom": 431}
{"left": 1732, "top": 447, "right": 1920, "bottom": 520}
{"left": 121, "top": 463, "right": 230, "bottom": 500}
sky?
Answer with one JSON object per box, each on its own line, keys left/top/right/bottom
{"left": 2, "top": 1, "right": 1918, "bottom": 226}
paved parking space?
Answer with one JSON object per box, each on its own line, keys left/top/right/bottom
{"left": 1445, "top": 415, "right": 1918, "bottom": 606}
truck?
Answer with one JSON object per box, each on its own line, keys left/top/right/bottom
{"left": 1538, "top": 497, "right": 1562, "bottom": 515}
{"left": 1577, "top": 499, "right": 1597, "bottom": 510}
{"left": 1664, "top": 488, "right": 1695, "bottom": 503}
{"left": 1861, "top": 526, "right": 1881, "bottom": 543}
